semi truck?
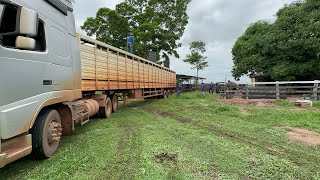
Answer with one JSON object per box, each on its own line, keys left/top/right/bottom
{"left": 0, "top": 0, "right": 176, "bottom": 168}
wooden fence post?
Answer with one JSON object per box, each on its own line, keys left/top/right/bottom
{"left": 246, "top": 85, "right": 249, "bottom": 99}
{"left": 314, "top": 80, "right": 319, "bottom": 100}
{"left": 276, "top": 81, "right": 280, "bottom": 100}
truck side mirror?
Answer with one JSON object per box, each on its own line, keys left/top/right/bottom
{"left": 15, "top": 36, "right": 36, "bottom": 50}
{"left": 15, "top": 7, "right": 38, "bottom": 50}
{"left": 19, "top": 7, "right": 39, "bottom": 37}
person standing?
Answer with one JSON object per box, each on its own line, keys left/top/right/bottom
{"left": 209, "top": 82, "right": 214, "bottom": 94}
{"left": 201, "top": 83, "right": 206, "bottom": 96}
{"left": 176, "top": 83, "right": 183, "bottom": 96}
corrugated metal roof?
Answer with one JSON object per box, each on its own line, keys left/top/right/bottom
{"left": 176, "top": 74, "right": 206, "bottom": 80}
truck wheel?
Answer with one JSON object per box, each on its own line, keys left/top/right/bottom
{"left": 31, "top": 109, "right": 62, "bottom": 159}
{"left": 99, "top": 97, "right": 112, "bottom": 118}
{"left": 111, "top": 94, "right": 118, "bottom": 112}
{"left": 164, "top": 90, "right": 168, "bottom": 99}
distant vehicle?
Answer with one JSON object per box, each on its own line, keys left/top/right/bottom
{"left": 0, "top": 0, "right": 176, "bottom": 168}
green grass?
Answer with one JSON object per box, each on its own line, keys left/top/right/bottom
{"left": 313, "top": 101, "right": 320, "bottom": 107}
{"left": 1, "top": 92, "right": 320, "bottom": 179}
{"left": 274, "top": 100, "right": 295, "bottom": 107}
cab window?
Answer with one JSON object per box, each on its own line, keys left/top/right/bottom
{"left": 0, "top": 3, "right": 46, "bottom": 52}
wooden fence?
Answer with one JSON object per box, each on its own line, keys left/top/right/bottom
{"left": 225, "top": 81, "right": 320, "bottom": 100}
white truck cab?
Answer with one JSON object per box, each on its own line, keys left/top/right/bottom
{"left": 0, "top": 0, "right": 81, "bottom": 168}
{"left": 0, "top": 0, "right": 176, "bottom": 168}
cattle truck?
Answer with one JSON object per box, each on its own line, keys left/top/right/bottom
{"left": 0, "top": 0, "right": 176, "bottom": 168}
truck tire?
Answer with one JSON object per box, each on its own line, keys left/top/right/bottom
{"left": 111, "top": 94, "right": 118, "bottom": 112}
{"left": 30, "top": 109, "right": 62, "bottom": 159}
{"left": 163, "top": 90, "right": 168, "bottom": 99}
{"left": 99, "top": 97, "right": 112, "bottom": 118}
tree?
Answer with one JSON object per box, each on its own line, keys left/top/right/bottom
{"left": 183, "top": 41, "right": 209, "bottom": 83}
{"left": 81, "top": 8, "right": 131, "bottom": 49}
{"left": 232, "top": 0, "right": 320, "bottom": 81}
{"left": 82, "top": 0, "right": 191, "bottom": 64}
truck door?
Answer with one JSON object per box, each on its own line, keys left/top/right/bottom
{"left": 0, "top": 2, "right": 51, "bottom": 107}
{"left": 47, "top": 24, "right": 74, "bottom": 91}
{"left": 0, "top": 1, "right": 74, "bottom": 107}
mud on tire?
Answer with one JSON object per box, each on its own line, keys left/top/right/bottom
{"left": 30, "top": 109, "right": 62, "bottom": 159}
{"left": 99, "top": 97, "right": 112, "bottom": 118}
{"left": 111, "top": 94, "right": 118, "bottom": 112}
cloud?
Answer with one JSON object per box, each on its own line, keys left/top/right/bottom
{"left": 73, "top": 0, "right": 296, "bottom": 83}
{"left": 171, "top": 0, "right": 296, "bottom": 83}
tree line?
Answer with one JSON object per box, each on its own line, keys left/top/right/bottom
{"left": 232, "top": 0, "right": 320, "bottom": 81}
{"left": 82, "top": 0, "right": 190, "bottom": 64}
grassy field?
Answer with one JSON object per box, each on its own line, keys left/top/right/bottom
{"left": 1, "top": 92, "right": 320, "bottom": 179}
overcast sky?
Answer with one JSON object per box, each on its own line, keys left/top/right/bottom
{"left": 73, "top": 0, "right": 296, "bottom": 83}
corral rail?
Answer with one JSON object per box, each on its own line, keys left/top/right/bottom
{"left": 225, "top": 81, "right": 320, "bottom": 100}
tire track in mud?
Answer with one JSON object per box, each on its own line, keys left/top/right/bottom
{"left": 97, "top": 120, "right": 142, "bottom": 179}
{"left": 143, "top": 108, "right": 320, "bottom": 173}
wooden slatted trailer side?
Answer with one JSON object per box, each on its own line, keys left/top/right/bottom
{"left": 78, "top": 33, "right": 176, "bottom": 101}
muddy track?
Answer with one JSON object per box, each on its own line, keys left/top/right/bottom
{"left": 143, "top": 108, "right": 320, "bottom": 170}
{"left": 145, "top": 109, "right": 193, "bottom": 124}
{"left": 99, "top": 123, "right": 142, "bottom": 179}
{"left": 143, "top": 108, "right": 266, "bottom": 148}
